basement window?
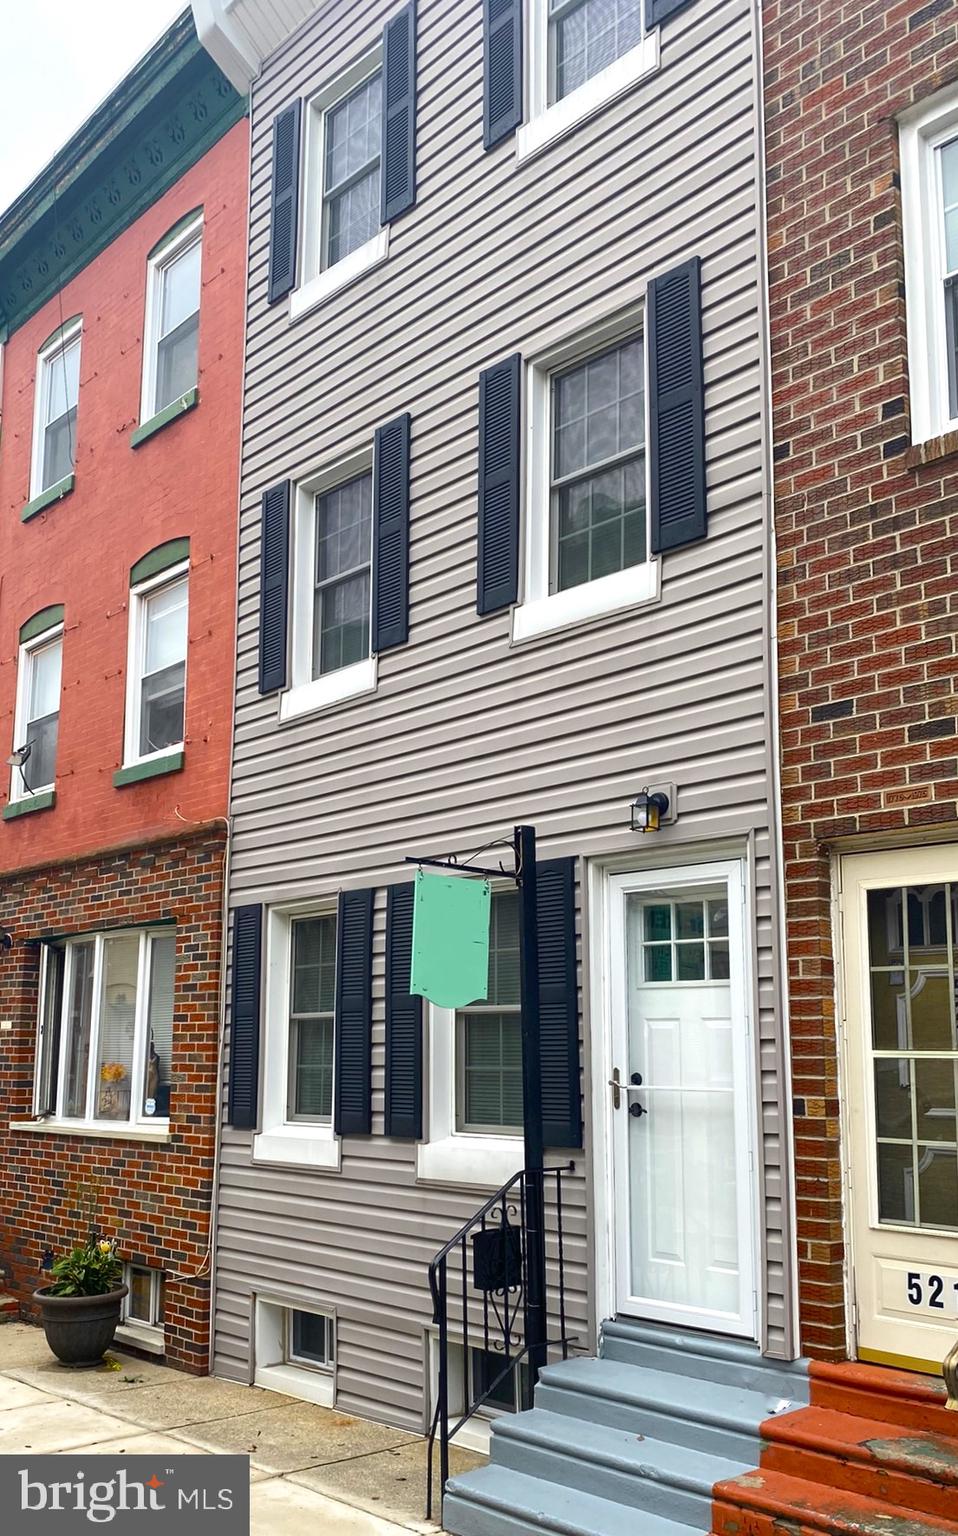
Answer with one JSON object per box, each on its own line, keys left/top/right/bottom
{"left": 253, "top": 1296, "right": 336, "bottom": 1407}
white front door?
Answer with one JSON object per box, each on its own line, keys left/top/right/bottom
{"left": 841, "top": 845, "right": 958, "bottom": 1374}
{"left": 606, "top": 861, "right": 756, "bottom": 1336}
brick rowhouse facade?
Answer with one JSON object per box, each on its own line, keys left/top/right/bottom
{"left": 0, "top": 16, "right": 246, "bottom": 1370}
{"left": 765, "top": 0, "right": 958, "bottom": 1361}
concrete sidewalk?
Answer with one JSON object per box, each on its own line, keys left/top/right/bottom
{"left": 0, "top": 1321, "right": 483, "bottom": 1534}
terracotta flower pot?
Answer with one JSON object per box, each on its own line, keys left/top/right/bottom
{"left": 32, "top": 1285, "right": 128, "bottom": 1367}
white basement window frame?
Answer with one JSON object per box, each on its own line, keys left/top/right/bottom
{"left": 10, "top": 620, "right": 63, "bottom": 804}
{"left": 32, "top": 927, "right": 176, "bottom": 1132}
{"left": 517, "top": 0, "right": 660, "bottom": 164}
{"left": 253, "top": 905, "right": 342, "bottom": 1170}
{"left": 901, "top": 91, "right": 958, "bottom": 444}
{"left": 123, "top": 562, "right": 189, "bottom": 769}
{"left": 30, "top": 317, "right": 82, "bottom": 498}
{"left": 513, "top": 308, "right": 659, "bottom": 643}
{"left": 141, "top": 212, "right": 203, "bottom": 423}
{"left": 254, "top": 1295, "right": 337, "bottom": 1407}
{"left": 117, "top": 1262, "right": 167, "bottom": 1354}
{"left": 292, "top": 46, "right": 389, "bottom": 320}
{"left": 280, "top": 449, "right": 378, "bottom": 722}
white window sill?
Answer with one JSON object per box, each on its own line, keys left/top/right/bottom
{"left": 516, "top": 31, "right": 660, "bottom": 165}
{"left": 289, "top": 229, "right": 390, "bottom": 322}
{"left": 254, "top": 1360, "right": 334, "bottom": 1407}
{"left": 417, "top": 1134, "right": 523, "bottom": 1189}
{"left": 253, "top": 1123, "right": 341, "bottom": 1170}
{"left": 513, "top": 560, "right": 659, "bottom": 643}
{"left": 279, "top": 656, "right": 377, "bottom": 723}
{"left": 116, "top": 1321, "right": 166, "bottom": 1356}
{"left": 10, "top": 1119, "right": 171, "bottom": 1143}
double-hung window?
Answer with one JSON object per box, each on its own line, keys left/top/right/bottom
{"left": 516, "top": 324, "right": 655, "bottom": 641}
{"left": 901, "top": 97, "right": 958, "bottom": 442}
{"left": 142, "top": 216, "right": 202, "bottom": 421}
{"left": 11, "top": 625, "right": 62, "bottom": 801}
{"left": 31, "top": 320, "right": 81, "bottom": 497}
{"left": 125, "top": 566, "right": 188, "bottom": 766}
{"left": 456, "top": 890, "right": 523, "bottom": 1135}
{"left": 287, "top": 914, "right": 337, "bottom": 1123}
{"left": 322, "top": 71, "right": 382, "bottom": 269}
{"left": 548, "top": 0, "right": 644, "bottom": 103}
{"left": 36, "top": 928, "right": 176, "bottom": 1127}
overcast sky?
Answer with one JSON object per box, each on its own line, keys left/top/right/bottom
{"left": 0, "top": 0, "right": 190, "bottom": 215}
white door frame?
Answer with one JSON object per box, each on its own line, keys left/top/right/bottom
{"left": 589, "top": 855, "right": 759, "bottom": 1337}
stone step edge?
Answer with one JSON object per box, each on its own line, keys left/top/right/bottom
{"left": 602, "top": 1320, "right": 810, "bottom": 1377}
{"left": 713, "top": 1467, "right": 958, "bottom": 1536}
{"left": 810, "top": 1360, "right": 951, "bottom": 1412}
{"left": 492, "top": 1408, "right": 744, "bottom": 1493}
{"left": 445, "top": 1465, "right": 699, "bottom": 1536}
{"left": 762, "top": 1404, "right": 958, "bottom": 1482}
{"left": 540, "top": 1361, "right": 783, "bottom": 1432}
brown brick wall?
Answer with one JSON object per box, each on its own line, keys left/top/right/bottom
{"left": 0, "top": 827, "right": 225, "bottom": 1372}
{"left": 765, "top": 0, "right": 958, "bottom": 1359}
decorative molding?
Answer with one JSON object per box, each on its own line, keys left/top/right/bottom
{"left": 0, "top": 16, "right": 244, "bottom": 340}
{"left": 130, "top": 538, "right": 191, "bottom": 588}
{"left": 21, "top": 474, "right": 74, "bottom": 523}
{"left": 113, "top": 751, "right": 184, "bottom": 789}
{"left": 130, "top": 387, "right": 199, "bottom": 448}
{"left": 19, "top": 606, "right": 64, "bottom": 645}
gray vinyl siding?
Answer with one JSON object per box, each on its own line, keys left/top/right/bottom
{"left": 216, "top": 0, "right": 792, "bottom": 1428}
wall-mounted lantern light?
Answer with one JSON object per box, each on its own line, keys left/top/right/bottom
{"left": 631, "top": 789, "right": 671, "bottom": 834}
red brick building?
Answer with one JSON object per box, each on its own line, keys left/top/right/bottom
{"left": 766, "top": 0, "right": 958, "bottom": 1377}
{"left": 0, "top": 14, "right": 246, "bottom": 1370}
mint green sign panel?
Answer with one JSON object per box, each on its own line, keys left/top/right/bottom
{"left": 409, "top": 869, "right": 491, "bottom": 1009}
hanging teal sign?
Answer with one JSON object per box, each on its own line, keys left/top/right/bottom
{"left": 409, "top": 869, "right": 491, "bottom": 1009}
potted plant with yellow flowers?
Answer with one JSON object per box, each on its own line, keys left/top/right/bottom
{"left": 33, "top": 1179, "right": 127, "bottom": 1366}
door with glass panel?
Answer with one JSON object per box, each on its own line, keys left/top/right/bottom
{"left": 842, "top": 847, "right": 958, "bottom": 1373}
{"left": 608, "top": 863, "right": 756, "bottom": 1335}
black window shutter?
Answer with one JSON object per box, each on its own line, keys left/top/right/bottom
{"left": 477, "top": 352, "right": 521, "bottom": 615}
{"left": 648, "top": 256, "right": 706, "bottom": 555}
{"left": 372, "top": 413, "right": 411, "bottom": 652}
{"left": 484, "top": 0, "right": 523, "bottom": 149}
{"left": 258, "top": 480, "right": 290, "bottom": 694}
{"left": 228, "top": 905, "right": 263, "bottom": 1130}
{"left": 536, "top": 859, "right": 582, "bottom": 1149}
{"left": 381, "top": 3, "right": 417, "bottom": 223}
{"left": 646, "top": 0, "right": 696, "bottom": 24}
{"left": 384, "top": 883, "right": 423, "bottom": 1139}
{"left": 334, "top": 888, "right": 374, "bottom": 1136}
{"left": 267, "top": 100, "right": 302, "bottom": 304}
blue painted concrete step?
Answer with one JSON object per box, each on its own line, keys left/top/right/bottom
{"left": 442, "top": 1464, "right": 704, "bottom": 1536}
{"left": 600, "top": 1320, "right": 811, "bottom": 1402}
{"left": 490, "top": 1406, "right": 749, "bottom": 1525}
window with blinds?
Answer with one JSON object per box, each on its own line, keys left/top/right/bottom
{"left": 36, "top": 929, "right": 176, "bottom": 1127}
{"left": 455, "top": 889, "right": 523, "bottom": 1134}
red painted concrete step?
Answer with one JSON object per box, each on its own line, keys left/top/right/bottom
{"left": 713, "top": 1465, "right": 958, "bottom": 1536}
{"left": 811, "top": 1361, "right": 956, "bottom": 1440}
{"left": 761, "top": 1405, "right": 958, "bottom": 1521}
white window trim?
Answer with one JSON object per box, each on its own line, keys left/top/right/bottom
{"left": 118, "top": 1263, "right": 166, "bottom": 1354}
{"left": 254, "top": 1295, "right": 336, "bottom": 1407}
{"left": 296, "top": 45, "right": 385, "bottom": 315}
{"left": 140, "top": 213, "right": 203, "bottom": 424}
{"left": 901, "top": 92, "right": 958, "bottom": 444}
{"left": 10, "top": 621, "right": 63, "bottom": 803}
{"left": 253, "top": 905, "right": 341, "bottom": 1170}
{"left": 280, "top": 449, "right": 378, "bottom": 723}
{"left": 417, "top": 1001, "right": 524, "bottom": 1189}
{"left": 31, "top": 929, "right": 174, "bottom": 1133}
{"left": 517, "top": 9, "right": 660, "bottom": 166}
{"left": 513, "top": 311, "right": 659, "bottom": 645}
{"left": 122, "top": 561, "right": 189, "bottom": 770}
{"left": 30, "top": 318, "right": 82, "bottom": 498}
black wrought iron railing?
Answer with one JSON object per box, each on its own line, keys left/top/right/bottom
{"left": 426, "top": 1164, "right": 574, "bottom": 1519}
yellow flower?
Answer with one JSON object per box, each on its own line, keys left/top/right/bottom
{"left": 98, "top": 1241, "right": 112, "bottom": 1253}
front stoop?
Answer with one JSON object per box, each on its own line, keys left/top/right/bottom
{"left": 0, "top": 1296, "right": 19, "bottom": 1324}
{"left": 714, "top": 1360, "right": 958, "bottom": 1536}
{"left": 442, "top": 1322, "right": 810, "bottom": 1536}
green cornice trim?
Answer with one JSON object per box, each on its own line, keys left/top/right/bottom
{"left": 19, "top": 606, "right": 64, "bottom": 645}
{"left": 22, "top": 474, "right": 75, "bottom": 522}
{"left": 131, "top": 538, "right": 190, "bottom": 587}
{"left": 113, "top": 750, "right": 184, "bottom": 788}
{"left": 3, "top": 790, "right": 56, "bottom": 821}
{"left": 147, "top": 205, "right": 203, "bottom": 261}
{"left": 130, "top": 386, "right": 198, "bottom": 447}
{"left": 0, "top": 15, "right": 245, "bottom": 340}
